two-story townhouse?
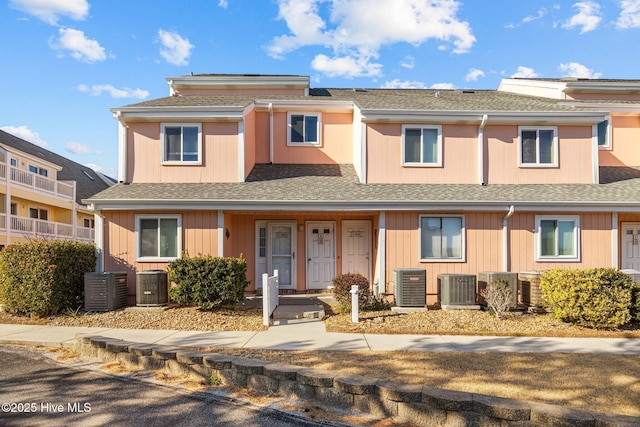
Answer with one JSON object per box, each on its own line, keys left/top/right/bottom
{"left": 0, "top": 129, "right": 114, "bottom": 247}
{"left": 85, "top": 74, "right": 640, "bottom": 305}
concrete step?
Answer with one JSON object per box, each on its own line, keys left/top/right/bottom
{"left": 272, "top": 304, "right": 325, "bottom": 320}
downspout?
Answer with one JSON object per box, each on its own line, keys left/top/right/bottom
{"left": 268, "top": 103, "right": 274, "bottom": 164}
{"left": 502, "top": 205, "right": 515, "bottom": 271}
{"left": 478, "top": 114, "right": 488, "bottom": 185}
{"left": 113, "top": 111, "right": 127, "bottom": 183}
{"left": 93, "top": 208, "right": 104, "bottom": 272}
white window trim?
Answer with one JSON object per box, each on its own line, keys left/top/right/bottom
{"left": 287, "top": 112, "right": 322, "bottom": 146}
{"left": 534, "top": 215, "right": 580, "bottom": 262}
{"left": 402, "top": 125, "right": 443, "bottom": 167}
{"left": 418, "top": 214, "right": 465, "bottom": 262}
{"left": 135, "top": 214, "right": 182, "bottom": 262}
{"left": 518, "top": 126, "right": 558, "bottom": 168}
{"left": 160, "top": 123, "right": 202, "bottom": 165}
{"left": 597, "top": 116, "right": 612, "bottom": 150}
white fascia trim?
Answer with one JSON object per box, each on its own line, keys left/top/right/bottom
{"left": 565, "top": 81, "right": 640, "bottom": 92}
{"left": 111, "top": 106, "right": 245, "bottom": 121}
{"left": 254, "top": 99, "right": 353, "bottom": 112}
{"left": 87, "top": 200, "right": 640, "bottom": 212}
{"left": 360, "top": 110, "right": 605, "bottom": 124}
{"left": 560, "top": 102, "right": 640, "bottom": 112}
{"left": 498, "top": 78, "right": 567, "bottom": 93}
{"left": 166, "top": 75, "right": 310, "bottom": 90}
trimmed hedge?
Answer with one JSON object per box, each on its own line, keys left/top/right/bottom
{"left": 167, "top": 254, "right": 249, "bottom": 309}
{"left": 0, "top": 240, "right": 96, "bottom": 317}
{"left": 540, "top": 268, "right": 636, "bottom": 329}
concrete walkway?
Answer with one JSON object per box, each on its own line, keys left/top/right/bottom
{"left": 1, "top": 319, "right": 639, "bottom": 354}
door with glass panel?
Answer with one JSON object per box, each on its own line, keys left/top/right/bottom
{"left": 268, "top": 223, "right": 295, "bottom": 288}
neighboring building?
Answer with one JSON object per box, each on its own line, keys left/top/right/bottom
{"left": 85, "top": 74, "right": 640, "bottom": 304}
{"left": 0, "top": 129, "right": 114, "bottom": 248}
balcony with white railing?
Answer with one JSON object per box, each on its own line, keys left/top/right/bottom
{"left": 3, "top": 215, "right": 94, "bottom": 242}
{"left": 8, "top": 167, "right": 75, "bottom": 201}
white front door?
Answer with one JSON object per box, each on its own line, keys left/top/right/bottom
{"left": 269, "top": 223, "right": 296, "bottom": 288}
{"left": 622, "top": 223, "right": 640, "bottom": 270}
{"left": 341, "top": 220, "right": 371, "bottom": 280}
{"left": 307, "top": 222, "right": 335, "bottom": 289}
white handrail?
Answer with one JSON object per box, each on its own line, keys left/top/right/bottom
{"left": 262, "top": 269, "right": 279, "bottom": 327}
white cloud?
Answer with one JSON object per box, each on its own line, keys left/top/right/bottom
{"left": 562, "top": 1, "right": 602, "bottom": 33}
{"left": 558, "top": 62, "right": 602, "bottom": 78}
{"left": 511, "top": 66, "right": 539, "bottom": 78}
{"left": 381, "top": 79, "right": 427, "bottom": 89}
{"left": 9, "top": 0, "right": 89, "bottom": 25}
{"left": 311, "top": 53, "right": 382, "bottom": 78}
{"left": 430, "top": 82, "right": 455, "bottom": 89}
{"left": 267, "top": 0, "right": 475, "bottom": 78}
{"left": 218, "top": 0, "right": 228, "bottom": 8}
{"left": 66, "top": 141, "right": 101, "bottom": 155}
{"left": 616, "top": 0, "right": 640, "bottom": 28}
{"left": 523, "top": 8, "right": 548, "bottom": 23}
{"left": 0, "top": 125, "right": 49, "bottom": 148}
{"left": 158, "top": 29, "right": 194, "bottom": 66}
{"left": 49, "top": 27, "right": 107, "bottom": 63}
{"left": 401, "top": 56, "right": 415, "bottom": 69}
{"left": 77, "top": 84, "right": 149, "bottom": 99}
{"left": 465, "top": 68, "right": 485, "bottom": 82}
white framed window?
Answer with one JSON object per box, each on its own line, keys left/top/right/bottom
{"left": 28, "top": 164, "right": 48, "bottom": 177}
{"left": 597, "top": 119, "right": 611, "bottom": 150}
{"left": 402, "top": 125, "right": 442, "bottom": 166}
{"left": 135, "top": 214, "right": 182, "bottom": 261}
{"left": 518, "top": 126, "right": 558, "bottom": 167}
{"left": 535, "top": 215, "right": 580, "bottom": 262}
{"left": 161, "top": 124, "right": 202, "bottom": 164}
{"left": 419, "top": 215, "right": 465, "bottom": 262}
{"left": 287, "top": 112, "right": 321, "bottom": 145}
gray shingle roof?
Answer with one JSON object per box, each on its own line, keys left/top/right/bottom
{"left": 0, "top": 130, "right": 113, "bottom": 205}
{"left": 120, "top": 88, "right": 587, "bottom": 113}
{"left": 85, "top": 164, "right": 640, "bottom": 209}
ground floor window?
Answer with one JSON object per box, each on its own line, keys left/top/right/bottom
{"left": 419, "top": 215, "right": 464, "bottom": 261}
{"left": 535, "top": 215, "right": 580, "bottom": 261}
{"left": 135, "top": 214, "right": 181, "bottom": 261}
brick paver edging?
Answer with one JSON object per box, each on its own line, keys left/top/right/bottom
{"left": 75, "top": 334, "right": 638, "bottom": 426}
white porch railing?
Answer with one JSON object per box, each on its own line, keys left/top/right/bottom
{"left": 262, "top": 269, "right": 279, "bottom": 327}
{"left": 9, "top": 167, "right": 75, "bottom": 201}
{"left": 7, "top": 216, "right": 94, "bottom": 242}
{"left": 0, "top": 163, "right": 5, "bottom": 179}
{"left": 0, "top": 213, "right": 5, "bottom": 230}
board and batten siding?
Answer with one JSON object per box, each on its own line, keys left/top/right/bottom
{"left": 385, "top": 211, "right": 613, "bottom": 305}
{"left": 127, "top": 122, "right": 239, "bottom": 183}
{"left": 103, "top": 211, "right": 221, "bottom": 298}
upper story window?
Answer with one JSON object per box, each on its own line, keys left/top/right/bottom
{"left": 402, "top": 125, "right": 442, "bottom": 167}
{"left": 28, "top": 164, "right": 48, "bottom": 177}
{"left": 135, "top": 214, "right": 182, "bottom": 261}
{"left": 287, "top": 112, "right": 321, "bottom": 146}
{"left": 419, "top": 215, "right": 464, "bottom": 262}
{"left": 597, "top": 119, "right": 610, "bottom": 149}
{"left": 10, "top": 158, "right": 17, "bottom": 167}
{"left": 161, "top": 124, "right": 201, "bottom": 164}
{"left": 519, "top": 127, "right": 558, "bottom": 167}
{"left": 535, "top": 215, "right": 580, "bottom": 262}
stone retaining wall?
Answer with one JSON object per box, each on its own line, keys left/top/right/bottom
{"left": 75, "top": 334, "right": 638, "bottom": 426}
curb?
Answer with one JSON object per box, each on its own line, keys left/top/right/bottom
{"left": 75, "top": 333, "right": 639, "bottom": 426}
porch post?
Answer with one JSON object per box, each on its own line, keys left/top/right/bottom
{"left": 376, "top": 211, "right": 386, "bottom": 294}
{"left": 94, "top": 211, "right": 104, "bottom": 272}
{"left": 217, "top": 210, "right": 224, "bottom": 257}
{"left": 612, "top": 212, "right": 618, "bottom": 268}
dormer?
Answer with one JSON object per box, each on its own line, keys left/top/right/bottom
{"left": 166, "top": 74, "right": 310, "bottom": 97}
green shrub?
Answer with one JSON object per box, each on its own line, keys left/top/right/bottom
{"left": 0, "top": 240, "right": 96, "bottom": 317}
{"left": 167, "top": 254, "right": 249, "bottom": 309}
{"left": 332, "top": 273, "right": 371, "bottom": 313}
{"left": 540, "top": 268, "right": 634, "bottom": 329}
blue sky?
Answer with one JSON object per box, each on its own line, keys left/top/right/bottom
{"left": 2, "top": 0, "right": 639, "bottom": 178}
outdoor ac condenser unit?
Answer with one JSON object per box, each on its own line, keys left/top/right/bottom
{"left": 438, "top": 274, "right": 477, "bottom": 306}
{"left": 136, "top": 270, "right": 169, "bottom": 306}
{"left": 393, "top": 268, "right": 426, "bottom": 307}
{"left": 84, "top": 272, "right": 128, "bottom": 312}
